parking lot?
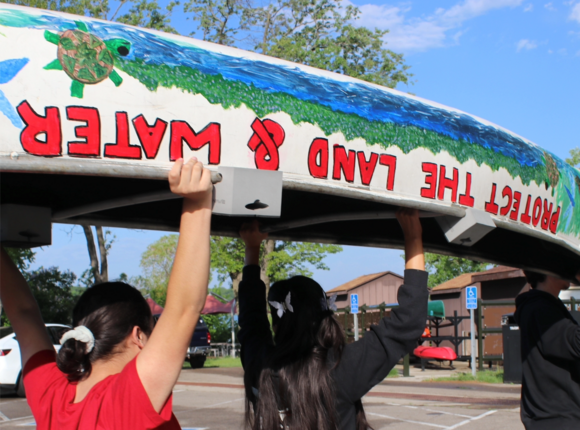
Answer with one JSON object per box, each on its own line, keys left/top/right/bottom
{"left": 0, "top": 365, "right": 524, "bottom": 429}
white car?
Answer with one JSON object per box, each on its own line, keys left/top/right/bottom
{"left": 0, "top": 323, "right": 70, "bottom": 397}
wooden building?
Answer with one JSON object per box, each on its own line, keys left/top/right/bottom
{"left": 430, "top": 266, "right": 530, "bottom": 358}
{"left": 326, "top": 271, "right": 404, "bottom": 309}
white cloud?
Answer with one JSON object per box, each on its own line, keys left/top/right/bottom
{"left": 523, "top": 4, "right": 533, "bottom": 12}
{"left": 353, "top": 0, "right": 523, "bottom": 52}
{"left": 544, "top": 2, "right": 556, "bottom": 11}
{"left": 570, "top": 2, "right": 580, "bottom": 23}
{"left": 516, "top": 39, "right": 538, "bottom": 51}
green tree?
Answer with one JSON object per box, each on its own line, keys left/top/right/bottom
{"left": 8, "top": 0, "right": 177, "bottom": 32}
{"left": 423, "top": 253, "right": 490, "bottom": 289}
{"left": 26, "top": 267, "right": 77, "bottom": 325}
{"left": 137, "top": 234, "right": 179, "bottom": 307}
{"left": 566, "top": 147, "right": 580, "bottom": 168}
{"left": 203, "top": 314, "right": 238, "bottom": 342}
{"left": 184, "top": 0, "right": 411, "bottom": 88}
{"left": 4, "top": 248, "right": 35, "bottom": 272}
{"left": 211, "top": 237, "right": 342, "bottom": 297}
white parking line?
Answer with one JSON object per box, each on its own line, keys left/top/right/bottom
{"left": 190, "top": 397, "right": 244, "bottom": 411}
{"left": 383, "top": 402, "right": 474, "bottom": 419}
{"left": 446, "top": 410, "right": 497, "bottom": 430}
{"left": 368, "top": 408, "right": 497, "bottom": 430}
{"left": 0, "top": 411, "right": 9, "bottom": 422}
{"left": 367, "top": 412, "right": 449, "bottom": 428}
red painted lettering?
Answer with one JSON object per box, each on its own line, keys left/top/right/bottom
{"left": 133, "top": 115, "right": 167, "bottom": 159}
{"left": 510, "top": 191, "right": 522, "bottom": 221}
{"left": 67, "top": 106, "right": 100, "bottom": 157}
{"left": 308, "top": 138, "right": 329, "bottom": 179}
{"left": 170, "top": 122, "right": 221, "bottom": 164}
{"left": 484, "top": 183, "right": 499, "bottom": 215}
{"left": 499, "top": 186, "right": 512, "bottom": 216}
{"left": 357, "top": 152, "right": 378, "bottom": 186}
{"left": 437, "top": 165, "right": 459, "bottom": 202}
{"left": 520, "top": 195, "right": 532, "bottom": 224}
{"left": 420, "top": 162, "right": 437, "bottom": 199}
{"left": 531, "top": 197, "right": 542, "bottom": 227}
{"left": 247, "top": 118, "right": 285, "bottom": 170}
{"left": 17, "top": 101, "right": 62, "bottom": 156}
{"left": 541, "top": 199, "right": 553, "bottom": 231}
{"left": 332, "top": 145, "right": 356, "bottom": 183}
{"left": 104, "top": 112, "right": 141, "bottom": 159}
{"left": 458, "top": 172, "right": 475, "bottom": 207}
{"left": 379, "top": 154, "right": 397, "bottom": 191}
{"left": 550, "top": 206, "right": 560, "bottom": 234}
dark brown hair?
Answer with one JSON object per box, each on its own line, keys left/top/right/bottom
{"left": 245, "top": 276, "right": 372, "bottom": 430}
{"left": 56, "top": 282, "right": 153, "bottom": 382}
{"left": 523, "top": 270, "right": 547, "bottom": 289}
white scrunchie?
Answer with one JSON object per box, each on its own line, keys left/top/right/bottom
{"left": 60, "top": 326, "right": 95, "bottom": 354}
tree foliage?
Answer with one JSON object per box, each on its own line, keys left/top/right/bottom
{"left": 136, "top": 234, "right": 179, "bottom": 307}
{"left": 184, "top": 0, "right": 411, "bottom": 87}
{"left": 211, "top": 236, "right": 342, "bottom": 296}
{"left": 26, "top": 267, "right": 78, "bottom": 325}
{"left": 8, "top": 0, "right": 178, "bottom": 32}
{"left": 566, "top": 147, "right": 580, "bottom": 168}
{"left": 4, "top": 247, "right": 35, "bottom": 272}
{"left": 423, "top": 253, "right": 491, "bottom": 289}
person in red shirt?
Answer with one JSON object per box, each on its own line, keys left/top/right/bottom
{"left": 0, "top": 157, "right": 213, "bottom": 430}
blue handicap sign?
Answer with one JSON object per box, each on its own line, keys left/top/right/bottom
{"left": 466, "top": 286, "right": 478, "bottom": 309}
{"left": 350, "top": 294, "right": 359, "bottom": 314}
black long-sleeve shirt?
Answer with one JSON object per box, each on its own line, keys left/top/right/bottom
{"left": 238, "top": 265, "right": 429, "bottom": 430}
{"left": 514, "top": 289, "right": 580, "bottom": 430}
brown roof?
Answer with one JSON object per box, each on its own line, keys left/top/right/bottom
{"left": 431, "top": 273, "right": 477, "bottom": 292}
{"left": 327, "top": 271, "right": 403, "bottom": 293}
{"left": 431, "top": 266, "right": 522, "bottom": 292}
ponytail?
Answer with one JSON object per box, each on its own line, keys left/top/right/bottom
{"left": 56, "top": 282, "right": 153, "bottom": 382}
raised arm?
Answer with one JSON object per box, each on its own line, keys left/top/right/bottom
{"left": 137, "top": 157, "right": 212, "bottom": 412}
{"left": 0, "top": 248, "right": 53, "bottom": 368}
{"left": 238, "top": 221, "right": 273, "bottom": 391}
{"left": 335, "top": 208, "right": 429, "bottom": 402}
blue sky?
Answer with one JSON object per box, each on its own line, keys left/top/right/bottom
{"left": 30, "top": 0, "right": 580, "bottom": 291}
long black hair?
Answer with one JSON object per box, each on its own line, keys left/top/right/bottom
{"left": 56, "top": 282, "right": 153, "bottom": 382}
{"left": 245, "top": 276, "right": 372, "bottom": 430}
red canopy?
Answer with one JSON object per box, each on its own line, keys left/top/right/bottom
{"left": 202, "top": 295, "right": 235, "bottom": 315}
{"left": 146, "top": 298, "right": 164, "bottom": 315}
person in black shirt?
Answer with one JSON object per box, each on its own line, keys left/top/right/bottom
{"left": 238, "top": 209, "right": 429, "bottom": 430}
{"left": 515, "top": 270, "right": 580, "bottom": 430}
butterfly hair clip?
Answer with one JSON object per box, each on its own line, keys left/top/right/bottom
{"left": 269, "top": 292, "right": 294, "bottom": 318}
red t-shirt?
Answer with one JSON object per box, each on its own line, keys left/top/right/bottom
{"left": 23, "top": 350, "right": 181, "bottom": 430}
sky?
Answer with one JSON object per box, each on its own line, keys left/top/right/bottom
{"left": 29, "top": 0, "right": 580, "bottom": 291}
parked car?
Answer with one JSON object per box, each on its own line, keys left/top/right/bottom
{"left": 0, "top": 324, "right": 70, "bottom": 397}
{"left": 153, "top": 315, "right": 210, "bottom": 368}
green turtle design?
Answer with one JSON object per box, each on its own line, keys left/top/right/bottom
{"left": 43, "top": 21, "right": 130, "bottom": 98}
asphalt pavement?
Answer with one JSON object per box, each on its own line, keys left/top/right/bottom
{"left": 0, "top": 363, "right": 524, "bottom": 429}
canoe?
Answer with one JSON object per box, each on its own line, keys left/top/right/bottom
{"left": 414, "top": 346, "right": 458, "bottom": 361}
{"left": 0, "top": 4, "right": 578, "bottom": 279}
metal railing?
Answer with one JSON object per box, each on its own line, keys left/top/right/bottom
{"left": 476, "top": 298, "right": 578, "bottom": 371}
{"left": 336, "top": 297, "right": 580, "bottom": 374}
{"left": 335, "top": 303, "right": 414, "bottom": 376}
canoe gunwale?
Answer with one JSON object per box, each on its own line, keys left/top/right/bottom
{"left": 2, "top": 155, "right": 579, "bottom": 260}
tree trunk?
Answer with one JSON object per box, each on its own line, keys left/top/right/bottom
{"left": 231, "top": 271, "right": 243, "bottom": 299}
{"left": 95, "top": 226, "right": 109, "bottom": 282}
{"left": 81, "top": 225, "right": 103, "bottom": 284}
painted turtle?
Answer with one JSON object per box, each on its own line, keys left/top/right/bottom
{"left": 43, "top": 21, "right": 130, "bottom": 98}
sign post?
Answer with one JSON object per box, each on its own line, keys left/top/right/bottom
{"left": 350, "top": 294, "right": 359, "bottom": 341}
{"left": 466, "top": 286, "right": 478, "bottom": 377}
